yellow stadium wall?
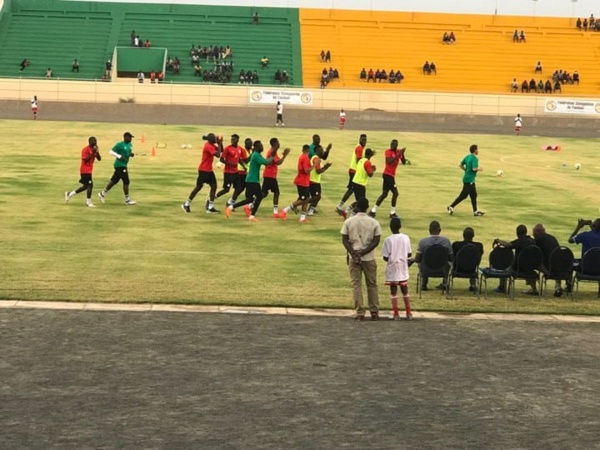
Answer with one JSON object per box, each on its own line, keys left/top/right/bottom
{"left": 299, "top": 9, "right": 600, "bottom": 96}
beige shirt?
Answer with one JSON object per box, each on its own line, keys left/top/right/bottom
{"left": 341, "top": 213, "right": 382, "bottom": 261}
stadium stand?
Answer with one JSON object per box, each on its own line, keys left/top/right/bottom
{"left": 299, "top": 9, "right": 600, "bottom": 96}
{"left": 0, "top": 0, "right": 303, "bottom": 86}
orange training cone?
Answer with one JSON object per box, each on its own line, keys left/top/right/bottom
{"left": 141, "top": 134, "right": 146, "bottom": 144}
{"left": 151, "top": 146, "right": 156, "bottom": 158}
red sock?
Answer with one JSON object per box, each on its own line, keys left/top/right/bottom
{"left": 390, "top": 295, "right": 399, "bottom": 316}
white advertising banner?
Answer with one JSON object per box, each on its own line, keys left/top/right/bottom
{"left": 544, "top": 98, "right": 600, "bottom": 115}
{"left": 250, "top": 89, "right": 313, "bottom": 106}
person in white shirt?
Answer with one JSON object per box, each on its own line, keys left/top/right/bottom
{"left": 382, "top": 217, "right": 413, "bottom": 320}
{"left": 30, "top": 95, "right": 38, "bottom": 120}
{"left": 339, "top": 109, "right": 346, "bottom": 129}
{"left": 137, "top": 70, "right": 145, "bottom": 83}
{"left": 514, "top": 113, "right": 523, "bottom": 136}
{"left": 275, "top": 101, "right": 284, "bottom": 127}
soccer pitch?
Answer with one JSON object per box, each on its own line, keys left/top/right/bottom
{"left": 1, "top": 119, "right": 599, "bottom": 314}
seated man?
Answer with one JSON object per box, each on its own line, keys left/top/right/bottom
{"left": 274, "top": 69, "right": 281, "bottom": 84}
{"left": 449, "top": 31, "right": 456, "bottom": 44}
{"left": 519, "top": 30, "right": 526, "bottom": 43}
{"left": 280, "top": 70, "right": 289, "bottom": 84}
{"left": 45, "top": 67, "right": 53, "bottom": 78}
{"left": 396, "top": 70, "right": 404, "bottom": 83}
{"left": 442, "top": 32, "right": 449, "bottom": 44}
{"left": 534, "top": 61, "right": 542, "bottom": 74}
{"left": 568, "top": 218, "right": 600, "bottom": 271}
{"left": 493, "top": 224, "right": 536, "bottom": 294}
{"left": 333, "top": 68, "right": 339, "bottom": 79}
{"left": 320, "top": 50, "right": 326, "bottom": 62}
{"left": 380, "top": 69, "right": 387, "bottom": 81}
{"left": 545, "top": 79, "right": 552, "bottom": 93}
{"left": 521, "top": 80, "right": 529, "bottom": 93}
{"left": 253, "top": 11, "right": 259, "bottom": 24}
{"left": 553, "top": 80, "right": 562, "bottom": 93}
{"left": 510, "top": 78, "right": 518, "bottom": 92}
{"left": 423, "top": 61, "right": 431, "bottom": 75}
{"left": 137, "top": 70, "right": 144, "bottom": 83}
{"left": 261, "top": 56, "right": 269, "bottom": 68}
{"left": 576, "top": 17, "right": 582, "bottom": 30}
{"left": 157, "top": 71, "right": 164, "bottom": 82}
{"left": 529, "top": 78, "right": 537, "bottom": 92}
{"left": 429, "top": 62, "right": 437, "bottom": 75}
{"left": 360, "top": 68, "right": 367, "bottom": 80}
{"left": 573, "top": 71, "right": 580, "bottom": 85}
{"left": 150, "top": 70, "right": 156, "bottom": 83}
{"left": 537, "top": 79, "right": 544, "bottom": 93}
{"left": 411, "top": 220, "right": 453, "bottom": 291}
{"left": 144, "top": 39, "right": 151, "bottom": 48}
{"left": 367, "top": 68, "right": 375, "bottom": 82}
{"left": 239, "top": 70, "right": 246, "bottom": 84}
{"left": 374, "top": 69, "right": 381, "bottom": 82}
{"left": 252, "top": 70, "right": 259, "bottom": 83}
{"left": 20, "top": 58, "right": 30, "bottom": 71}
{"left": 325, "top": 50, "right": 331, "bottom": 62}
{"left": 194, "top": 64, "right": 202, "bottom": 77}
{"left": 72, "top": 59, "right": 80, "bottom": 73}
{"left": 513, "top": 29, "right": 519, "bottom": 42}
{"left": 389, "top": 70, "right": 396, "bottom": 83}
{"left": 532, "top": 224, "right": 563, "bottom": 296}
{"left": 452, "top": 227, "right": 484, "bottom": 291}
{"left": 583, "top": 18, "right": 588, "bottom": 31}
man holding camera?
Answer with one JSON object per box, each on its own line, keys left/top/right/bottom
{"left": 568, "top": 218, "right": 600, "bottom": 264}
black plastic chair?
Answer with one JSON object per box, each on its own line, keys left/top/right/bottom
{"left": 416, "top": 244, "right": 450, "bottom": 298}
{"left": 540, "top": 246, "right": 574, "bottom": 299}
{"left": 479, "top": 246, "right": 514, "bottom": 298}
{"left": 572, "top": 247, "right": 600, "bottom": 298}
{"left": 510, "top": 245, "right": 543, "bottom": 299}
{"left": 448, "top": 244, "right": 482, "bottom": 299}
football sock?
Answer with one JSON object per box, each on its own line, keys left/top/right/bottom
{"left": 371, "top": 205, "right": 378, "bottom": 213}
{"left": 125, "top": 195, "right": 131, "bottom": 201}
{"left": 273, "top": 205, "right": 279, "bottom": 214}
{"left": 284, "top": 205, "right": 292, "bottom": 213}
{"left": 86, "top": 198, "right": 92, "bottom": 205}
{"left": 391, "top": 207, "right": 396, "bottom": 214}
{"left": 390, "top": 295, "right": 399, "bottom": 316}
{"left": 185, "top": 199, "right": 191, "bottom": 206}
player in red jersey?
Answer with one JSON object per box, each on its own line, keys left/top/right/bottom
{"left": 369, "top": 139, "right": 406, "bottom": 219}
{"left": 262, "top": 137, "right": 290, "bottom": 217}
{"left": 336, "top": 134, "right": 367, "bottom": 218}
{"left": 215, "top": 134, "right": 245, "bottom": 207}
{"left": 65, "top": 136, "right": 102, "bottom": 207}
{"left": 279, "top": 145, "right": 317, "bottom": 223}
{"left": 182, "top": 133, "right": 223, "bottom": 213}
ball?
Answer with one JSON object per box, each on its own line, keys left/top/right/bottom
{"left": 496, "top": 169, "right": 504, "bottom": 176}
{"left": 575, "top": 163, "right": 581, "bottom": 170}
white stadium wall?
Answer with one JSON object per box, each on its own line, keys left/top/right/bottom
{"left": 64, "top": 0, "right": 598, "bottom": 18}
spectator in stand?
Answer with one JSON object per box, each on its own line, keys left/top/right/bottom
{"left": 510, "top": 78, "right": 518, "bottom": 92}
{"left": 374, "top": 69, "right": 381, "bottom": 82}
{"left": 537, "top": 79, "right": 544, "bottom": 93}
{"left": 72, "top": 59, "right": 80, "bottom": 73}
{"left": 320, "top": 50, "right": 325, "bottom": 62}
{"left": 449, "top": 31, "right": 456, "bottom": 44}
{"left": 239, "top": 70, "right": 246, "bottom": 84}
{"left": 430, "top": 62, "right": 437, "bottom": 75}
{"left": 521, "top": 80, "right": 529, "bottom": 93}
{"left": 367, "top": 68, "right": 375, "bottom": 82}
{"left": 134, "top": 35, "right": 140, "bottom": 47}
{"left": 274, "top": 69, "right": 281, "bottom": 84}
{"left": 325, "top": 50, "right": 331, "bottom": 62}
{"left": 513, "top": 29, "right": 519, "bottom": 42}
{"left": 534, "top": 61, "right": 542, "bottom": 74}
{"left": 583, "top": 18, "right": 588, "bottom": 31}
{"left": 590, "top": 14, "right": 595, "bottom": 29}
{"left": 105, "top": 59, "right": 112, "bottom": 78}
{"left": 173, "top": 57, "right": 181, "bottom": 75}
{"left": 280, "top": 70, "right": 289, "bottom": 84}
{"left": 144, "top": 39, "right": 151, "bottom": 48}
{"left": 553, "top": 80, "right": 562, "bottom": 93}
{"left": 194, "top": 64, "right": 202, "bottom": 77}
{"left": 157, "top": 71, "right": 163, "bottom": 82}
{"left": 423, "top": 61, "right": 431, "bottom": 75}
{"left": 261, "top": 56, "right": 269, "bottom": 68}
{"left": 544, "top": 80, "right": 552, "bottom": 93}
{"left": 529, "top": 79, "right": 536, "bottom": 92}
{"left": 573, "top": 71, "right": 580, "bottom": 84}
{"left": 360, "top": 68, "right": 367, "bottom": 80}
{"left": 45, "top": 68, "right": 53, "bottom": 79}
{"left": 519, "top": 30, "right": 526, "bottom": 43}
{"left": 130, "top": 30, "right": 136, "bottom": 46}
{"left": 137, "top": 70, "right": 144, "bottom": 83}
{"left": 20, "top": 58, "right": 30, "bottom": 71}
{"left": 576, "top": 18, "right": 582, "bottom": 30}
{"left": 333, "top": 68, "right": 339, "bottom": 79}
{"left": 442, "top": 32, "right": 450, "bottom": 44}
{"left": 253, "top": 11, "right": 259, "bottom": 25}
{"left": 224, "top": 46, "right": 232, "bottom": 58}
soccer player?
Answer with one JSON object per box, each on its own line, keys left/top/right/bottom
{"left": 339, "top": 109, "right": 346, "bottom": 129}
{"left": 215, "top": 134, "right": 244, "bottom": 207}
{"left": 182, "top": 133, "right": 223, "bottom": 213}
{"left": 336, "top": 134, "right": 367, "bottom": 218}
{"left": 279, "top": 144, "right": 317, "bottom": 223}
{"left": 225, "top": 140, "right": 275, "bottom": 222}
{"left": 447, "top": 144, "right": 484, "bottom": 217}
{"left": 98, "top": 132, "right": 137, "bottom": 205}
{"left": 369, "top": 139, "right": 406, "bottom": 219}
{"left": 382, "top": 217, "right": 413, "bottom": 320}
{"left": 309, "top": 134, "right": 332, "bottom": 159}
{"left": 308, "top": 145, "right": 332, "bottom": 216}
{"left": 31, "top": 95, "right": 38, "bottom": 120}
{"left": 514, "top": 113, "right": 523, "bottom": 136}
{"left": 65, "top": 136, "right": 102, "bottom": 207}
{"left": 351, "top": 148, "right": 376, "bottom": 202}
{"left": 262, "top": 137, "right": 291, "bottom": 217}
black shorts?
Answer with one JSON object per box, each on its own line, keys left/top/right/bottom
{"left": 346, "top": 172, "right": 355, "bottom": 189}
{"left": 277, "top": 113, "right": 283, "bottom": 122}
{"left": 79, "top": 173, "right": 93, "bottom": 186}
{"left": 382, "top": 174, "right": 397, "bottom": 192}
{"left": 239, "top": 172, "right": 247, "bottom": 190}
{"left": 196, "top": 170, "right": 217, "bottom": 188}
{"left": 261, "top": 177, "right": 280, "bottom": 195}
{"left": 296, "top": 185, "right": 310, "bottom": 200}
{"left": 110, "top": 167, "right": 130, "bottom": 185}
{"left": 223, "top": 173, "right": 240, "bottom": 190}
{"left": 352, "top": 182, "right": 366, "bottom": 200}
{"left": 309, "top": 183, "right": 321, "bottom": 197}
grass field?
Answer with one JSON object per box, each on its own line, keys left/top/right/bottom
{"left": 1, "top": 119, "right": 599, "bottom": 314}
